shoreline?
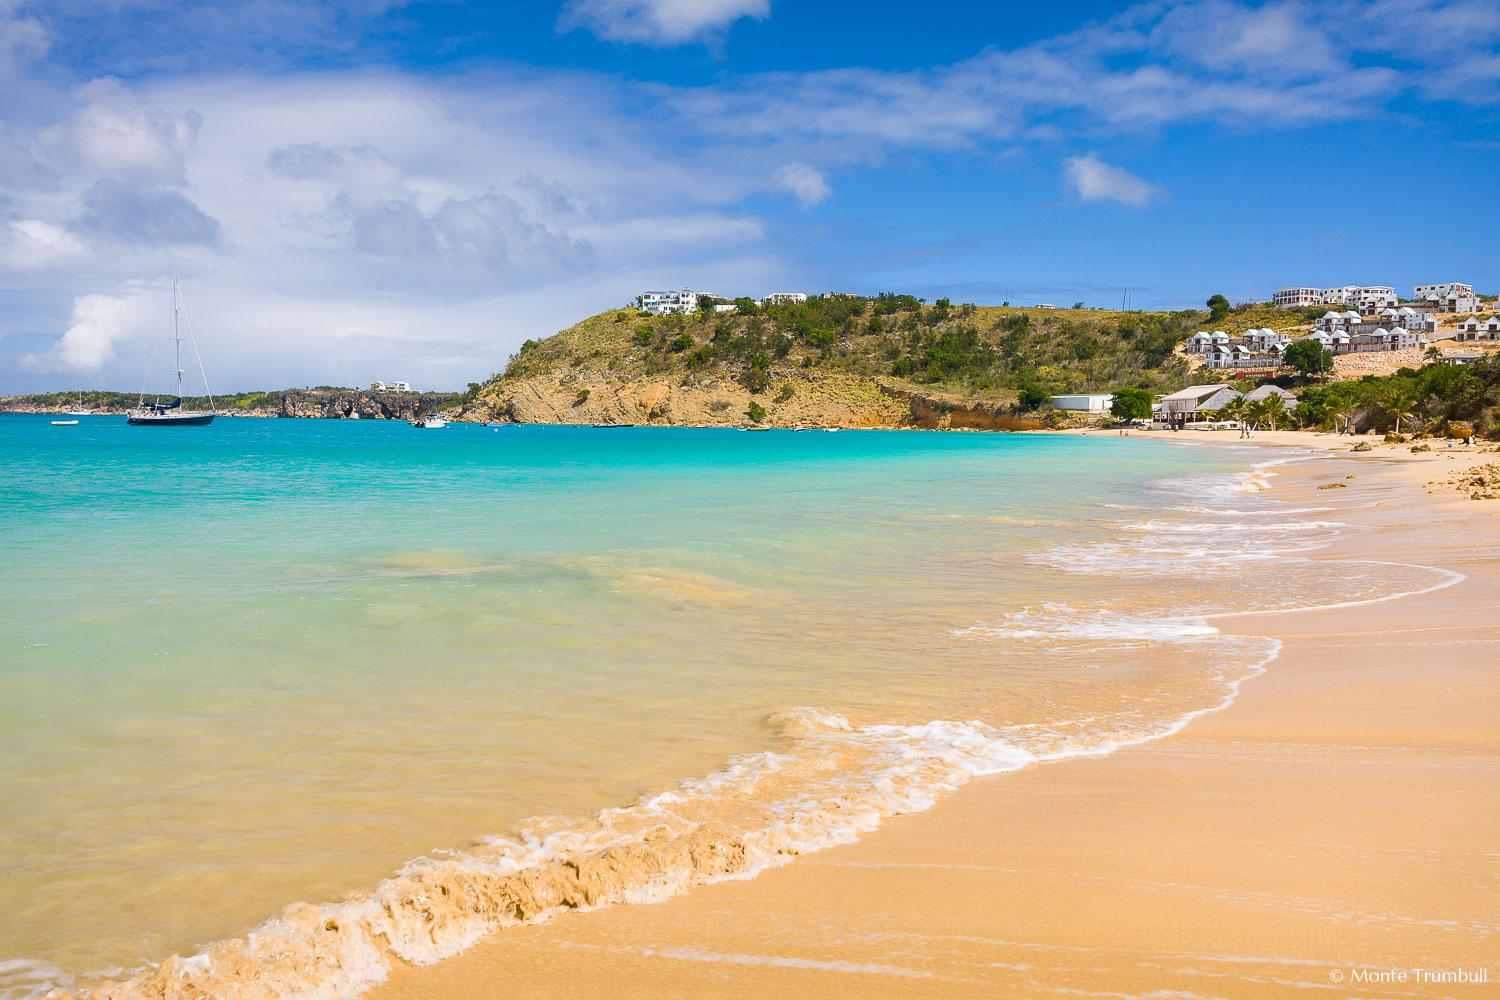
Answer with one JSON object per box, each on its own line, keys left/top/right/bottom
{"left": 368, "top": 432, "right": 1500, "bottom": 1000}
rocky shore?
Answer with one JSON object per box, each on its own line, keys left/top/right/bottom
{"left": 0, "top": 389, "right": 465, "bottom": 420}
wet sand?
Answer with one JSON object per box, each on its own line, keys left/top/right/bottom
{"left": 375, "top": 433, "right": 1500, "bottom": 1000}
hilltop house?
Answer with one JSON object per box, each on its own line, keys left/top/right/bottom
{"left": 640, "top": 289, "right": 700, "bottom": 315}
{"left": 760, "top": 293, "right": 808, "bottom": 306}
{"left": 370, "top": 381, "right": 412, "bottom": 392}
{"left": 1274, "top": 287, "right": 1324, "bottom": 308}
{"left": 1415, "top": 282, "right": 1473, "bottom": 300}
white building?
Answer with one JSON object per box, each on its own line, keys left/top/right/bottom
{"left": 1050, "top": 393, "right": 1113, "bottom": 413}
{"left": 640, "top": 288, "right": 700, "bottom": 315}
{"left": 371, "top": 381, "right": 413, "bottom": 392}
{"left": 1322, "top": 285, "right": 1397, "bottom": 311}
{"left": 760, "top": 292, "right": 808, "bottom": 306}
{"left": 1273, "top": 287, "right": 1323, "bottom": 308}
{"left": 1455, "top": 316, "right": 1500, "bottom": 342}
{"left": 1415, "top": 282, "right": 1472, "bottom": 300}
{"left": 713, "top": 303, "right": 739, "bottom": 313}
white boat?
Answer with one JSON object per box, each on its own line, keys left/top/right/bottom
{"left": 418, "top": 417, "right": 446, "bottom": 429}
{"left": 66, "top": 390, "right": 90, "bottom": 416}
{"left": 127, "top": 278, "right": 217, "bottom": 427}
{"left": 51, "top": 419, "right": 79, "bottom": 426}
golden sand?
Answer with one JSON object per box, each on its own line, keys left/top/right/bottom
{"left": 370, "top": 430, "right": 1500, "bottom": 1000}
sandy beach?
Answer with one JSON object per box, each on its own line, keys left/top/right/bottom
{"left": 370, "top": 429, "right": 1500, "bottom": 1000}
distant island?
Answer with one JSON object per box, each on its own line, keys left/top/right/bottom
{"left": 0, "top": 387, "right": 465, "bottom": 421}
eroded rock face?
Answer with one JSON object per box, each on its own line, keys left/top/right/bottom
{"left": 276, "top": 391, "right": 462, "bottom": 420}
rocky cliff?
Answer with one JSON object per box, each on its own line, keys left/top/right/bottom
{"left": 275, "top": 390, "right": 463, "bottom": 420}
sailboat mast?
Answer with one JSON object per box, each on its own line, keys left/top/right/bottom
{"left": 173, "top": 278, "right": 183, "bottom": 402}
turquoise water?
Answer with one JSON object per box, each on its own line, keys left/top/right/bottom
{"left": 1, "top": 416, "right": 1387, "bottom": 999}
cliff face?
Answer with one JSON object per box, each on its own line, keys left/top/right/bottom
{"left": 479, "top": 369, "right": 911, "bottom": 428}
{"left": 275, "top": 390, "right": 462, "bottom": 420}
{"left": 475, "top": 369, "right": 1047, "bottom": 430}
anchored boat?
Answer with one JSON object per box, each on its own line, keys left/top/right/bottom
{"left": 127, "top": 279, "right": 217, "bottom": 427}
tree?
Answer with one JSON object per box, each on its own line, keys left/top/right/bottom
{"left": 747, "top": 400, "right": 767, "bottom": 423}
{"left": 1206, "top": 294, "right": 1230, "bottom": 321}
{"left": 1283, "top": 339, "right": 1334, "bottom": 380}
{"left": 1017, "top": 384, "right": 1051, "bottom": 411}
{"left": 1110, "top": 387, "right": 1153, "bottom": 421}
{"left": 1424, "top": 345, "right": 1444, "bottom": 366}
{"left": 1382, "top": 386, "right": 1417, "bottom": 434}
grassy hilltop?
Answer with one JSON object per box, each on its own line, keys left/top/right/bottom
{"left": 473, "top": 295, "right": 1291, "bottom": 427}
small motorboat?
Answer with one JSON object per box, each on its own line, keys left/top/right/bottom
{"left": 414, "top": 417, "right": 446, "bottom": 429}
{"left": 51, "top": 419, "right": 79, "bottom": 426}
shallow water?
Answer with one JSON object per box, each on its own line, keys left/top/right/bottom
{"left": 0, "top": 418, "right": 1448, "bottom": 1000}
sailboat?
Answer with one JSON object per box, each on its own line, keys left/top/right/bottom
{"left": 65, "top": 390, "right": 90, "bottom": 416}
{"left": 127, "top": 279, "right": 217, "bottom": 426}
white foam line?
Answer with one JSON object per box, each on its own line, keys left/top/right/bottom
{"left": 1206, "top": 560, "right": 1465, "bottom": 621}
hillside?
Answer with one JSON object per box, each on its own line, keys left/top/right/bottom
{"left": 473, "top": 296, "right": 1235, "bottom": 427}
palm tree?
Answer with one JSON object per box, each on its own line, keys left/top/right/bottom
{"left": 1333, "top": 405, "right": 1356, "bottom": 435}
{"left": 1258, "top": 395, "right": 1286, "bottom": 431}
{"left": 1424, "top": 345, "right": 1444, "bottom": 366}
{"left": 1383, "top": 387, "right": 1417, "bottom": 435}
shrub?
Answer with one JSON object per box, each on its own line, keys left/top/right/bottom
{"left": 634, "top": 328, "right": 654, "bottom": 346}
{"left": 747, "top": 400, "right": 768, "bottom": 422}
{"left": 573, "top": 388, "right": 590, "bottom": 406}
{"left": 775, "top": 383, "right": 794, "bottom": 403}
{"left": 670, "top": 332, "right": 694, "bottom": 352}
{"left": 1017, "top": 384, "right": 1051, "bottom": 411}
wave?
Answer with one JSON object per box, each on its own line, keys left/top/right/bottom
{"left": 955, "top": 603, "right": 1219, "bottom": 645}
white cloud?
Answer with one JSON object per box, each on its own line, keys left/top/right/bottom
{"left": 1063, "top": 152, "right": 1158, "bottom": 207}
{"left": 21, "top": 288, "right": 159, "bottom": 372}
{"left": 774, "top": 163, "right": 830, "bottom": 207}
{"left": 558, "top": 0, "right": 770, "bottom": 45}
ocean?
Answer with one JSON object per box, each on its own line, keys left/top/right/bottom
{"left": 0, "top": 416, "right": 1448, "bottom": 1000}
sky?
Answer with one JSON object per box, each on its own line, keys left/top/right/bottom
{"left": 1, "top": 0, "right": 1497, "bottom": 394}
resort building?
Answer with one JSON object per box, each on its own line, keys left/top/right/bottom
{"left": 1186, "top": 328, "right": 1289, "bottom": 369}
{"left": 1454, "top": 317, "right": 1500, "bottom": 342}
{"left": 1304, "top": 328, "right": 1427, "bottom": 353}
{"left": 1244, "top": 385, "right": 1297, "bottom": 408}
{"left": 1444, "top": 351, "right": 1482, "bottom": 366}
{"left": 1415, "top": 282, "right": 1472, "bottom": 300}
{"left": 1273, "top": 287, "right": 1323, "bottom": 308}
{"left": 370, "top": 381, "right": 413, "bottom": 392}
{"left": 1050, "top": 393, "right": 1113, "bottom": 413}
{"left": 640, "top": 289, "right": 700, "bottom": 315}
{"left": 1155, "top": 384, "right": 1242, "bottom": 429}
{"left": 1319, "top": 285, "right": 1398, "bottom": 311}
{"left": 760, "top": 293, "right": 808, "bottom": 306}
{"left": 713, "top": 303, "right": 739, "bottom": 313}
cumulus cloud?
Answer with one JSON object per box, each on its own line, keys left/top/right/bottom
{"left": 21, "top": 289, "right": 158, "bottom": 372}
{"left": 558, "top": 0, "right": 770, "bottom": 45}
{"left": 1063, "top": 152, "right": 1158, "bottom": 207}
{"left": 774, "top": 163, "right": 830, "bottom": 207}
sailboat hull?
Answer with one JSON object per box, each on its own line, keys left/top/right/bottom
{"left": 126, "top": 411, "right": 216, "bottom": 426}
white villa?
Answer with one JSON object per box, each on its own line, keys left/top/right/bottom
{"left": 370, "top": 381, "right": 413, "bottom": 392}
{"left": 640, "top": 289, "right": 700, "bottom": 315}
{"left": 1416, "top": 282, "right": 1472, "bottom": 300}
{"left": 1274, "top": 285, "right": 1398, "bottom": 311}
{"left": 1304, "top": 328, "right": 1427, "bottom": 353}
{"left": 760, "top": 292, "right": 808, "bottom": 306}
{"left": 1050, "top": 393, "right": 1113, "bottom": 413}
{"left": 1454, "top": 316, "right": 1500, "bottom": 342}
{"left": 1186, "top": 328, "right": 1290, "bottom": 369}
{"left": 1273, "top": 287, "right": 1324, "bottom": 308}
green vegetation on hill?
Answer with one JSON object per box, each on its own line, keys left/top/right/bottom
{"left": 489, "top": 294, "right": 1217, "bottom": 405}
{"left": 1288, "top": 354, "right": 1500, "bottom": 437}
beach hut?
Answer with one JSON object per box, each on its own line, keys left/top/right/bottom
{"left": 1244, "top": 385, "right": 1297, "bottom": 407}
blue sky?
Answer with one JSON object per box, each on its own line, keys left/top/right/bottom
{"left": 1, "top": 0, "right": 1497, "bottom": 393}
